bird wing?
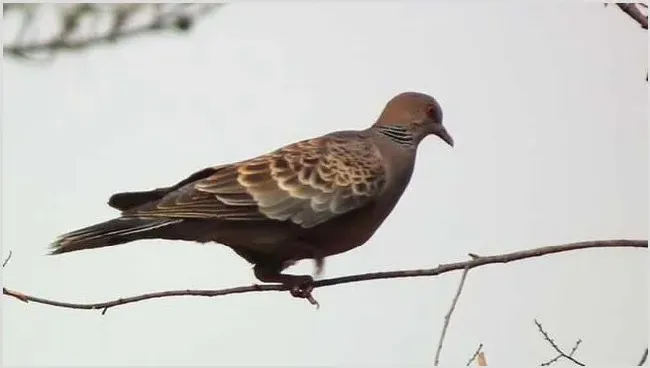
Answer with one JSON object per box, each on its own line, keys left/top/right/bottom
{"left": 108, "top": 167, "right": 219, "bottom": 211}
{"left": 127, "top": 134, "right": 387, "bottom": 228}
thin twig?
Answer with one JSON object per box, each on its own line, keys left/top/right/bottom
{"left": 616, "top": 3, "right": 648, "bottom": 29}
{"left": 639, "top": 348, "right": 648, "bottom": 366}
{"left": 542, "top": 339, "right": 582, "bottom": 366}
{"left": 535, "top": 319, "right": 585, "bottom": 366}
{"left": 4, "top": 4, "right": 222, "bottom": 57}
{"left": 466, "top": 343, "right": 484, "bottom": 366}
{"left": 542, "top": 354, "right": 562, "bottom": 366}
{"left": 3, "top": 251, "right": 13, "bottom": 268}
{"left": 434, "top": 264, "right": 471, "bottom": 365}
{"left": 2, "top": 239, "right": 646, "bottom": 313}
{"left": 568, "top": 339, "right": 582, "bottom": 356}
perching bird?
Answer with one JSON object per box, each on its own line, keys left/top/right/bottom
{"left": 50, "top": 91, "right": 453, "bottom": 305}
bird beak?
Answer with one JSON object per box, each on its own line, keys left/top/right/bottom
{"left": 435, "top": 126, "right": 454, "bottom": 147}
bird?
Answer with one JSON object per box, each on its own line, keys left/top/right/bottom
{"left": 49, "top": 91, "right": 454, "bottom": 306}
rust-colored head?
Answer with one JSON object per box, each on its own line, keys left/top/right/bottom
{"left": 374, "top": 92, "right": 453, "bottom": 147}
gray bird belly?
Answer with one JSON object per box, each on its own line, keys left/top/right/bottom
{"left": 307, "top": 169, "right": 412, "bottom": 257}
{"left": 299, "top": 204, "right": 389, "bottom": 257}
{"left": 201, "top": 220, "right": 295, "bottom": 254}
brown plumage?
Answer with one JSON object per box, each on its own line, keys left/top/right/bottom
{"left": 50, "top": 91, "right": 453, "bottom": 305}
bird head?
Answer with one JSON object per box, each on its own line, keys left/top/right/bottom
{"left": 374, "top": 91, "right": 454, "bottom": 147}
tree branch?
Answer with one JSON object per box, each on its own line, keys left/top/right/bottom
{"left": 465, "top": 343, "right": 484, "bottom": 366}
{"left": 639, "top": 348, "right": 649, "bottom": 366}
{"left": 3, "top": 250, "right": 13, "bottom": 268}
{"left": 3, "top": 4, "right": 223, "bottom": 59}
{"left": 542, "top": 338, "right": 582, "bottom": 366}
{"left": 2, "top": 239, "right": 646, "bottom": 313}
{"left": 616, "top": 3, "right": 648, "bottom": 29}
{"left": 535, "top": 319, "right": 585, "bottom": 366}
{"left": 435, "top": 265, "right": 471, "bottom": 365}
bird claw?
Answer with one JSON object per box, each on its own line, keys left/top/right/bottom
{"left": 289, "top": 280, "right": 319, "bottom": 309}
{"left": 254, "top": 264, "right": 320, "bottom": 308}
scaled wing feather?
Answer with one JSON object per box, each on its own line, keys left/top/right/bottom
{"left": 130, "top": 135, "right": 387, "bottom": 228}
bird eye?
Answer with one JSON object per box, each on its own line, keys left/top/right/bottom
{"left": 427, "top": 104, "right": 442, "bottom": 123}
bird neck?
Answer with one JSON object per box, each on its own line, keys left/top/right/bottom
{"left": 371, "top": 124, "right": 417, "bottom": 148}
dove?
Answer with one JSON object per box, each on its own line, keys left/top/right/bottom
{"left": 49, "top": 91, "right": 454, "bottom": 305}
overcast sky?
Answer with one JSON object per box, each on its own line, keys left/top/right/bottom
{"left": 2, "top": 2, "right": 647, "bottom": 366}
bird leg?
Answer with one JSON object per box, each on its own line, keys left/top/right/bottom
{"left": 313, "top": 257, "right": 325, "bottom": 277}
{"left": 254, "top": 264, "right": 319, "bottom": 308}
{"left": 287, "top": 240, "right": 326, "bottom": 278}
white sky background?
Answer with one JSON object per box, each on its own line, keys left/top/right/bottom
{"left": 1, "top": 2, "right": 647, "bottom": 366}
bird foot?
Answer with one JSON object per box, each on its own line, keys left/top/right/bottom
{"left": 290, "top": 284, "right": 319, "bottom": 308}
{"left": 254, "top": 265, "right": 320, "bottom": 308}
{"left": 287, "top": 276, "right": 319, "bottom": 309}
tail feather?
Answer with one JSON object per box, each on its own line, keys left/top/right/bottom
{"left": 49, "top": 217, "right": 182, "bottom": 255}
{"left": 108, "top": 189, "right": 171, "bottom": 211}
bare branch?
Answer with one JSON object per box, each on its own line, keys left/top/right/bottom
{"left": 3, "top": 4, "right": 223, "bottom": 59}
{"left": 435, "top": 264, "right": 471, "bottom": 365}
{"left": 2, "top": 239, "right": 646, "bottom": 313}
{"left": 3, "top": 251, "right": 13, "bottom": 268}
{"left": 542, "top": 339, "right": 582, "bottom": 366}
{"left": 567, "top": 340, "right": 582, "bottom": 356}
{"left": 616, "top": 3, "right": 648, "bottom": 29}
{"left": 535, "top": 319, "right": 585, "bottom": 366}
{"left": 639, "top": 348, "right": 648, "bottom": 366}
{"left": 466, "top": 343, "right": 484, "bottom": 366}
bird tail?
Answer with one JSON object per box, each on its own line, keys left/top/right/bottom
{"left": 49, "top": 217, "right": 182, "bottom": 255}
